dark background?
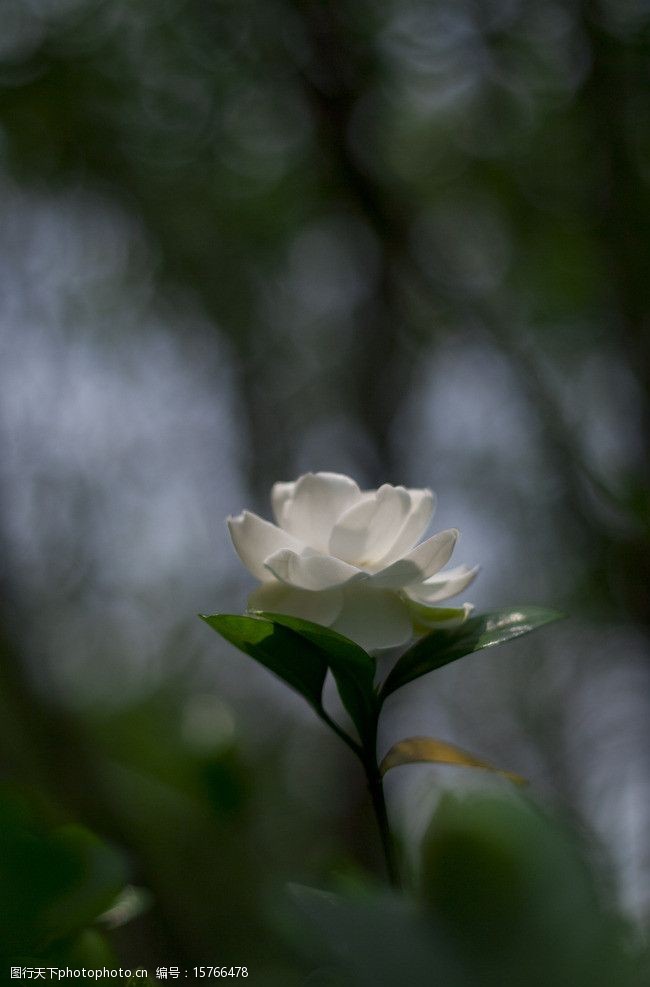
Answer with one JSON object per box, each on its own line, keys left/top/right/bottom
{"left": 0, "top": 0, "right": 648, "bottom": 981}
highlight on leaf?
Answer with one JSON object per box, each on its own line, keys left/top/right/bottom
{"left": 379, "top": 736, "right": 526, "bottom": 786}
{"left": 199, "top": 612, "right": 371, "bottom": 755}
{"left": 199, "top": 613, "right": 328, "bottom": 714}
{"left": 380, "top": 607, "right": 564, "bottom": 700}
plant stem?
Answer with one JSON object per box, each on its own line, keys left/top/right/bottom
{"left": 323, "top": 702, "right": 400, "bottom": 888}
{"left": 319, "top": 709, "right": 363, "bottom": 758}
{"left": 365, "top": 759, "right": 401, "bottom": 890}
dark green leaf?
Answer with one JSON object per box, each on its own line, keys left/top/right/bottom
{"left": 200, "top": 614, "right": 328, "bottom": 714}
{"left": 43, "top": 826, "right": 128, "bottom": 945}
{"left": 380, "top": 608, "right": 564, "bottom": 701}
{"left": 56, "top": 929, "right": 118, "bottom": 969}
{"left": 421, "top": 794, "right": 637, "bottom": 987}
{"left": 289, "top": 884, "right": 463, "bottom": 987}
{"left": 0, "top": 787, "right": 127, "bottom": 956}
{"left": 258, "top": 612, "right": 377, "bottom": 743}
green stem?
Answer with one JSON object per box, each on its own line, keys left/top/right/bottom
{"left": 363, "top": 701, "right": 401, "bottom": 889}
{"left": 322, "top": 703, "right": 400, "bottom": 888}
{"left": 319, "top": 709, "right": 363, "bottom": 757}
{"left": 365, "top": 762, "right": 402, "bottom": 889}
{"left": 366, "top": 761, "right": 401, "bottom": 889}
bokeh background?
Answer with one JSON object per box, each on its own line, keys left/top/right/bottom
{"left": 1, "top": 0, "right": 649, "bottom": 982}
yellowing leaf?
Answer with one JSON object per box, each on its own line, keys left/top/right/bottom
{"left": 379, "top": 737, "right": 526, "bottom": 786}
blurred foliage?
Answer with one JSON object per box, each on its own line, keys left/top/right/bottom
{"left": 292, "top": 793, "right": 647, "bottom": 986}
{"left": 1, "top": 0, "right": 649, "bottom": 980}
{"left": 0, "top": 784, "right": 124, "bottom": 966}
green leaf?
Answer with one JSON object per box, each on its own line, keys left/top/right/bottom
{"left": 420, "top": 794, "right": 637, "bottom": 986}
{"left": 0, "top": 787, "right": 127, "bottom": 957}
{"left": 289, "top": 884, "right": 460, "bottom": 987}
{"left": 200, "top": 614, "right": 328, "bottom": 713}
{"left": 43, "top": 825, "right": 128, "bottom": 944}
{"left": 257, "top": 612, "right": 377, "bottom": 744}
{"left": 380, "top": 607, "right": 564, "bottom": 701}
{"left": 55, "top": 929, "right": 118, "bottom": 969}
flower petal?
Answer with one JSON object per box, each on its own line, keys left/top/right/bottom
{"left": 370, "top": 529, "right": 459, "bottom": 588}
{"left": 329, "top": 484, "right": 411, "bottom": 566}
{"left": 227, "top": 511, "right": 305, "bottom": 581}
{"left": 281, "top": 472, "right": 362, "bottom": 550}
{"left": 406, "top": 565, "right": 480, "bottom": 604}
{"left": 247, "top": 581, "right": 343, "bottom": 625}
{"left": 330, "top": 586, "right": 413, "bottom": 651}
{"left": 264, "top": 549, "right": 366, "bottom": 591}
{"left": 271, "top": 481, "right": 296, "bottom": 525}
{"left": 406, "top": 600, "right": 474, "bottom": 632}
{"left": 374, "top": 489, "right": 436, "bottom": 566}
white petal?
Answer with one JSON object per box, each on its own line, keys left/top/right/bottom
{"left": 370, "top": 529, "right": 459, "bottom": 588}
{"left": 406, "top": 565, "right": 480, "bottom": 604}
{"left": 264, "top": 549, "right": 366, "bottom": 591}
{"left": 247, "top": 581, "right": 343, "bottom": 625}
{"left": 329, "top": 484, "right": 411, "bottom": 566}
{"left": 228, "top": 511, "right": 305, "bottom": 581}
{"left": 330, "top": 586, "right": 413, "bottom": 651}
{"left": 281, "top": 472, "right": 362, "bottom": 551}
{"left": 271, "top": 481, "right": 296, "bottom": 525}
{"left": 374, "top": 489, "right": 436, "bottom": 566}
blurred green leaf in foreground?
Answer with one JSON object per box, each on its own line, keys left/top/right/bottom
{"left": 0, "top": 784, "right": 127, "bottom": 968}
{"left": 291, "top": 793, "right": 647, "bottom": 987}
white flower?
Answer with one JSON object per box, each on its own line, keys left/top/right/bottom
{"left": 227, "top": 472, "right": 478, "bottom": 652}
